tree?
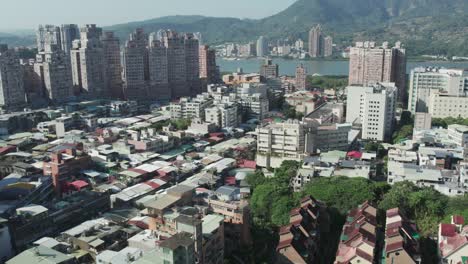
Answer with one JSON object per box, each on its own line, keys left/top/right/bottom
{"left": 246, "top": 171, "right": 266, "bottom": 189}
{"left": 378, "top": 181, "right": 449, "bottom": 235}
{"left": 301, "top": 177, "right": 382, "bottom": 214}
{"left": 392, "top": 124, "right": 413, "bottom": 144}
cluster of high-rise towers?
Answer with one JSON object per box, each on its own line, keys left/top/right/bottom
{"left": 0, "top": 24, "right": 219, "bottom": 111}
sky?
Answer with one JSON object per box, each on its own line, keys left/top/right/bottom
{"left": 1, "top": 0, "right": 297, "bottom": 31}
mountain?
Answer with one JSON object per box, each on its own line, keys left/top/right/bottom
{"left": 3, "top": 0, "right": 468, "bottom": 56}
{"left": 105, "top": 0, "right": 468, "bottom": 56}
{"left": 0, "top": 32, "right": 35, "bottom": 48}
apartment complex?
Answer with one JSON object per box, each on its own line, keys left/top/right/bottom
{"left": 70, "top": 24, "right": 107, "bottom": 97}
{"left": 277, "top": 196, "right": 324, "bottom": 264}
{"left": 348, "top": 41, "right": 406, "bottom": 105}
{"left": 335, "top": 201, "right": 377, "bottom": 264}
{"left": 346, "top": 83, "right": 397, "bottom": 141}
{"left": 308, "top": 24, "right": 333, "bottom": 58}
{"left": 259, "top": 58, "right": 279, "bottom": 80}
{"left": 0, "top": 45, "right": 26, "bottom": 111}
{"left": 408, "top": 67, "right": 468, "bottom": 116}
{"left": 256, "top": 36, "right": 268, "bottom": 57}
{"left": 383, "top": 208, "right": 421, "bottom": 264}
{"left": 256, "top": 120, "right": 314, "bottom": 168}
{"left": 34, "top": 44, "right": 73, "bottom": 103}
{"left": 199, "top": 45, "right": 220, "bottom": 84}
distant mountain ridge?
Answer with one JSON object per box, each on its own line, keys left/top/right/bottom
{"left": 3, "top": 0, "right": 468, "bottom": 56}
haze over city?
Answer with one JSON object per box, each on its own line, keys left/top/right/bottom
{"left": 0, "top": 0, "right": 296, "bottom": 30}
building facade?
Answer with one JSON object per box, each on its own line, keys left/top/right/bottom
{"left": 408, "top": 67, "right": 468, "bottom": 113}
{"left": 0, "top": 45, "right": 26, "bottom": 111}
{"left": 256, "top": 120, "right": 314, "bottom": 168}
{"left": 346, "top": 83, "right": 397, "bottom": 141}
{"left": 295, "top": 64, "right": 307, "bottom": 90}
{"left": 70, "top": 25, "right": 107, "bottom": 97}
{"left": 349, "top": 41, "right": 406, "bottom": 105}
{"left": 102, "top": 32, "right": 123, "bottom": 99}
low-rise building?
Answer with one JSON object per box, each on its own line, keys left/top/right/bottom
{"left": 335, "top": 201, "right": 377, "bottom": 264}
{"left": 438, "top": 215, "right": 468, "bottom": 264}
{"left": 277, "top": 196, "right": 324, "bottom": 264}
{"left": 383, "top": 208, "right": 421, "bottom": 264}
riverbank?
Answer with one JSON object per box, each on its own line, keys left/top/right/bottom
{"left": 217, "top": 57, "right": 468, "bottom": 76}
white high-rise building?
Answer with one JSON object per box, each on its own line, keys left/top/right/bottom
{"left": 256, "top": 36, "right": 268, "bottom": 57}
{"left": 0, "top": 45, "right": 25, "bottom": 110}
{"left": 346, "top": 83, "right": 397, "bottom": 141}
{"left": 408, "top": 67, "right": 468, "bottom": 114}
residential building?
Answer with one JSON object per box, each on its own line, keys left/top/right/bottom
{"left": 6, "top": 245, "right": 75, "bottom": 264}
{"left": 429, "top": 92, "right": 468, "bottom": 118}
{"left": 346, "top": 83, "right": 397, "bottom": 141}
{"left": 438, "top": 215, "right": 468, "bottom": 264}
{"left": 324, "top": 36, "right": 333, "bottom": 57}
{"left": 414, "top": 112, "right": 432, "bottom": 130}
{"left": 169, "top": 94, "right": 213, "bottom": 120}
{"left": 308, "top": 25, "right": 322, "bottom": 58}
{"left": 60, "top": 24, "right": 79, "bottom": 55}
{"left": 102, "top": 32, "right": 123, "bottom": 99}
{"left": 349, "top": 41, "right": 407, "bottom": 105}
{"left": 260, "top": 58, "right": 279, "bottom": 80}
{"left": 0, "top": 45, "right": 26, "bottom": 111}
{"left": 256, "top": 120, "right": 314, "bottom": 168}
{"left": 70, "top": 24, "right": 107, "bottom": 97}
{"left": 408, "top": 67, "right": 468, "bottom": 114}
{"left": 295, "top": 64, "right": 307, "bottom": 90}
{"left": 160, "top": 30, "right": 201, "bottom": 98}
{"left": 43, "top": 147, "right": 92, "bottom": 195}
{"left": 256, "top": 36, "right": 268, "bottom": 57}
{"left": 335, "top": 201, "right": 377, "bottom": 264}
{"left": 277, "top": 196, "right": 324, "bottom": 264}
{"left": 205, "top": 103, "right": 239, "bottom": 128}
{"left": 34, "top": 45, "right": 73, "bottom": 102}
{"left": 199, "top": 45, "right": 219, "bottom": 84}
{"left": 147, "top": 39, "right": 170, "bottom": 101}
{"left": 134, "top": 232, "right": 195, "bottom": 264}
{"left": 201, "top": 214, "right": 225, "bottom": 264}
{"left": 123, "top": 33, "right": 147, "bottom": 101}
{"left": 383, "top": 208, "right": 421, "bottom": 264}
{"left": 36, "top": 25, "right": 61, "bottom": 53}
{"left": 309, "top": 122, "right": 352, "bottom": 153}
{"left": 447, "top": 124, "right": 468, "bottom": 148}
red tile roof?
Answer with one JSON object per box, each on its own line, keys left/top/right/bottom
{"left": 440, "top": 234, "right": 468, "bottom": 257}
{"left": 386, "top": 208, "right": 400, "bottom": 218}
{"left": 440, "top": 223, "right": 457, "bottom": 237}
{"left": 238, "top": 159, "right": 256, "bottom": 169}
{"left": 453, "top": 215, "right": 465, "bottom": 225}
{"left": 70, "top": 180, "right": 89, "bottom": 189}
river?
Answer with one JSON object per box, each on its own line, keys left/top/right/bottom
{"left": 217, "top": 58, "right": 468, "bottom": 76}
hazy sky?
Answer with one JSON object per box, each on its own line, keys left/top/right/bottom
{"left": 1, "top": 0, "right": 297, "bottom": 30}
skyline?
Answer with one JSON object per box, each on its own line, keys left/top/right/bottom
{"left": 0, "top": 0, "right": 296, "bottom": 31}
